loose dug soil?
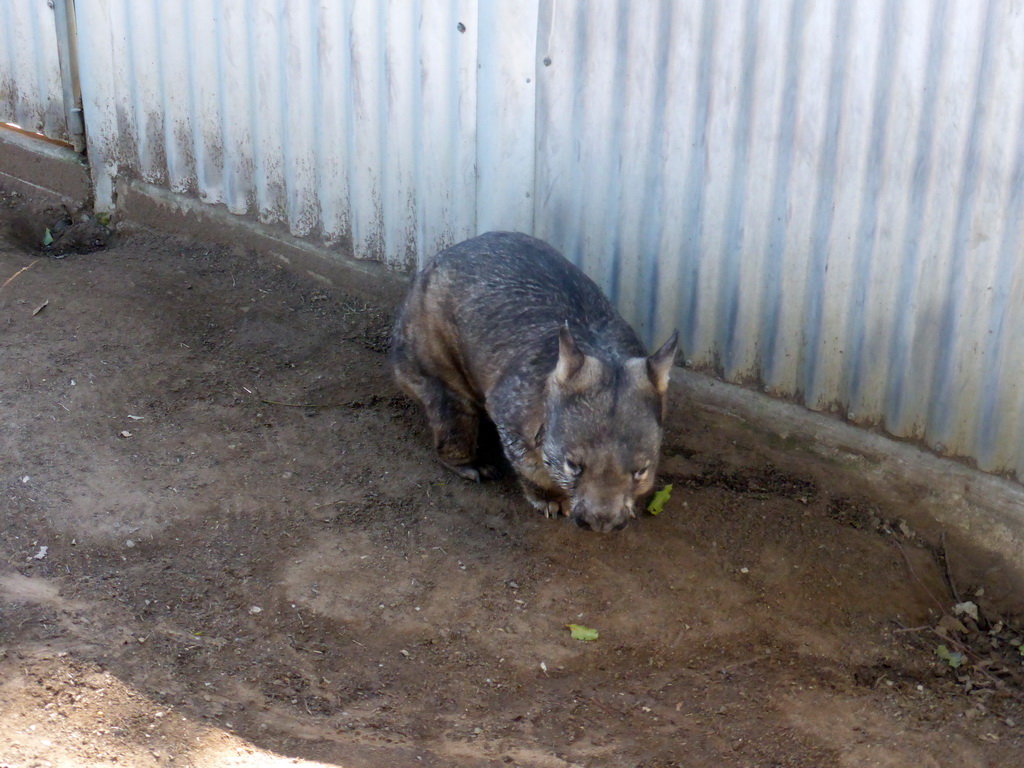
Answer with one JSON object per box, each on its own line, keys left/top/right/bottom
{"left": 1, "top": 190, "right": 1023, "bottom": 767}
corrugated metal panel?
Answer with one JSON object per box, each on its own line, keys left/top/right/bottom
{"left": 63, "top": 0, "right": 1024, "bottom": 479}
{"left": 0, "top": 0, "right": 68, "bottom": 141}
{"left": 76, "top": 0, "right": 491, "bottom": 267}
{"left": 534, "top": 0, "right": 1024, "bottom": 479}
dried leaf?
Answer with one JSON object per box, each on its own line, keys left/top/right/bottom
{"left": 567, "top": 623, "right": 599, "bottom": 642}
{"left": 954, "top": 601, "right": 979, "bottom": 621}
{"left": 937, "top": 614, "right": 969, "bottom": 635}
{"left": 936, "top": 644, "right": 966, "bottom": 669}
{"left": 647, "top": 484, "right": 673, "bottom": 516}
{"left": 32, "top": 300, "right": 48, "bottom": 316}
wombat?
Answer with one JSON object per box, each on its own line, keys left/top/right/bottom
{"left": 390, "top": 231, "right": 678, "bottom": 532}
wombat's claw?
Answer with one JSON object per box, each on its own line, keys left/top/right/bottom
{"left": 447, "top": 463, "right": 500, "bottom": 483}
{"left": 530, "top": 499, "right": 568, "bottom": 518}
{"left": 476, "top": 464, "right": 502, "bottom": 481}
{"left": 448, "top": 464, "right": 482, "bottom": 482}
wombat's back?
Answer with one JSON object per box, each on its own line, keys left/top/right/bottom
{"left": 416, "top": 232, "right": 646, "bottom": 377}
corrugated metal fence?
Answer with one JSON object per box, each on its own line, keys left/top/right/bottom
{"left": 534, "top": 0, "right": 1024, "bottom": 481}
{"left": 0, "top": 0, "right": 82, "bottom": 148}
{"left": 0, "top": 0, "right": 66, "bottom": 139}
{"left": 5, "top": 0, "right": 1024, "bottom": 480}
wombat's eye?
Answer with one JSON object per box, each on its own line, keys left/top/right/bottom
{"left": 564, "top": 458, "right": 584, "bottom": 477}
{"left": 633, "top": 466, "right": 650, "bottom": 482}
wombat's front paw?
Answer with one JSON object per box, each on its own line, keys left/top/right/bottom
{"left": 529, "top": 498, "right": 570, "bottom": 518}
{"left": 447, "top": 463, "right": 501, "bottom": 483}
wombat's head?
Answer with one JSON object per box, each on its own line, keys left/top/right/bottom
{"left": 543, "top": 326, "right": 678, "bottom": 532}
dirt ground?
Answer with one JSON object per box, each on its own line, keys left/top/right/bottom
{"left": 1, "top": 191, "right": 1023, "bottom": 768}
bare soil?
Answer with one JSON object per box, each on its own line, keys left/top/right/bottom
{"left": 1, "top": 189, "right": 1023, "bottom": 767}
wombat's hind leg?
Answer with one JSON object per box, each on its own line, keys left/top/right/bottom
{"left": 394, "top": 358, "right": 496, "bottom": 481}
{"left": 431, "top": 392, "right": 501, "bottom": 482}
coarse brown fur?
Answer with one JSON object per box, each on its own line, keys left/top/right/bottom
{"left": 391, "top": 231, "right": 677, "bottom": 532}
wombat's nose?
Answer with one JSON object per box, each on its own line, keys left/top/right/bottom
{"left": 573, "top": 514, "right": 629, "bottom": 533}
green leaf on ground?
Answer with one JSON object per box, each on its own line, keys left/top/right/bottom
{"left": 567, "top": 623, "right": 599, "bottom": 642}
{"left": 936, "top": 644, "right": 965, "bottom": 669}
{"left": 647, "top": 484, "right": 673, "bottom": 515}
{"left": 42, "top": 228, "right": 53, "bottom": 246}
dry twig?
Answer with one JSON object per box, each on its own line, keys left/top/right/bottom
{"left": 0, "top": 260, "right": 40, "bottom": 292}
{"left": 261, "top": 396, "right": 380, "bottom": 409}
{"left": 260, "top": 398, "right": 335, "bottom": 409}
{"left": 939, "top": 532, "right": 964, "bottom": 605}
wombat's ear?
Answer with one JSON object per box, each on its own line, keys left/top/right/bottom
{"left": 647, "top": 330, "right": 679, "bottom": 395}
{"left": 554, "top": 324, "right": 586, "bottom": 385}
